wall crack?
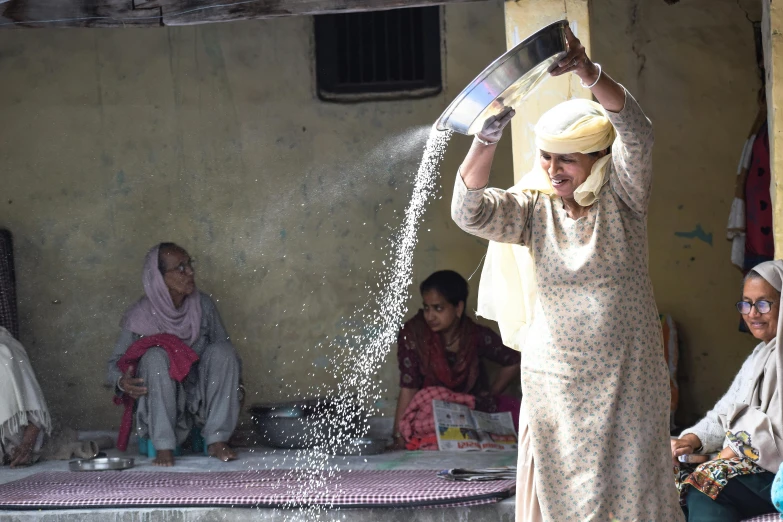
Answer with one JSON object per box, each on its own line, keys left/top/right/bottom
{"left": 629, "top": 0, "right": 647, "bottom": 80}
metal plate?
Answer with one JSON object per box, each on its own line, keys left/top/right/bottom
{"left": 69, "top": 457, "right": 135, "bottom": 472}
{"left": 436, "top": 20, "right": 568, "bottom": 135}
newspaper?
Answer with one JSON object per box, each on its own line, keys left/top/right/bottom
{"left": 432, "top": 400, "right": 518, "bottom": 452}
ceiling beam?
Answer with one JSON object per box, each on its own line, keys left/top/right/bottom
{"left": 0, "top": 1, "right": 160, "bottom": 28}
{"left": 162, "top": 0, "right": 475, "bottom": 26}
{"left": 0, "top": 0, "right": 482, "bottom": 29}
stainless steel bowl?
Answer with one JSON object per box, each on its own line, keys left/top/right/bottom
{"left": 252, "top": 415, "right": 363, "bottom": 449}
{"left": 250, "top": 396, "right": 365, "bottom": 449}
{"left": 436, "top": 19, "right": 568, "bottom": 135}
{"left": 334, "top": 437, "right": 387, "bottom": 456}
{"left": 249, "top": 397, "right": 334, "bottom": 419}
{"left": 69, "top": 457, "right": 134, "bottom": 471}
{"left": 253, "top": 416, "right": 321, "bottom": 449}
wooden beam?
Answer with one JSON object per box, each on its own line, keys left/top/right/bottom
{"left": 160, "top": 0, "right": 478, "bottom": 26}
{"left": 0, "top": 0, "right": 482, "bottom": 28}
{"left": 0, "top": 1, "right": 162, "bottom": 28}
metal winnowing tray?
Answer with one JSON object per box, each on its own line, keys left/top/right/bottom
{"left": 436, "top": 20, "right": 569, "bottom": 136}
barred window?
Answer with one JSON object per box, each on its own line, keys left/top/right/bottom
{"left": 315, "top": 7, "right": 442, "bottom": 102}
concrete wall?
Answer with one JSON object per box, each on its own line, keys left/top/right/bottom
{"left": 591, "top": 0, "right": 763, "bottom": 426}
{"left": 0, "top": 3, "right": 514, "bottom": 429}
{"left": 763, "top": 0, "right": 783, "bottom": 257}
{"left": 0, "top": 0, "right": 764, "bottom": 430}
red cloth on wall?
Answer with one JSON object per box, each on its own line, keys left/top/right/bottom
{"left": 745, "top": 122, "right": 774, "bottom": 259}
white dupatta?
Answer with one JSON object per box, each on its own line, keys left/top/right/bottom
{"left": 0, "top": 327, "right": 51, "bottom": 449}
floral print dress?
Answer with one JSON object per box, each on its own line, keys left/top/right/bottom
{"left": 451, "top": 89, "right": 683, "bottom": 521}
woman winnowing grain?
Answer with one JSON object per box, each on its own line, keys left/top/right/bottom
{"left": 450, "top": 26, "right": 683, "bottom": 521}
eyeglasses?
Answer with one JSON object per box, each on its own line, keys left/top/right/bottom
{"left": 736, "top": 300, "right": 775, "bottom": 315}
{"left": 166, "top": 259, "right": 195, "bottom": 274}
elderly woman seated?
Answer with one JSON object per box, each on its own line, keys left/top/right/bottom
{"left": 1, "top": 327, "right": 51, "bottom": 468}
{"left": 391, "top": 270, "right": 521, "bottom": 450}
{"left": 107, "top": 242, "right": 242, "bottom": 467}
{"left": 671, "top": 260, "right": 783, "bottom": 521}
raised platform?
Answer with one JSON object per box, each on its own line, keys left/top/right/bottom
{"left": 0, "top": 432, "right": 517, "bottom": 521}
{"left": 0, "top": 503, "right": 515, "bottom": 522}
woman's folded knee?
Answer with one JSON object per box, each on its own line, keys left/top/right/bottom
{"left": 138, "top": 347, "right": 170, "bottom": 372}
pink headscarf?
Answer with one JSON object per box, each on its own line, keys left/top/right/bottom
{"left": 120, "top": 244, "right": 203, "bottom": 346}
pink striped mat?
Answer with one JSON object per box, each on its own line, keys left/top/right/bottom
{"left": 743, "top": 515, "right": 781, "bottom": 522}
{"left": 0, "top": 470, "right": 515, "bottom": 510}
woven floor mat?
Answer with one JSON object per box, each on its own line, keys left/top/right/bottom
{"left": 0, "top": 469, "right": 515, "bottom": 510}
{"left": 741, "top": 514, "right": 780, "bottom": 522}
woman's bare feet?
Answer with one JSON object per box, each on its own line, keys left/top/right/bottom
{"left": 152, "top": 449, "right": 175, "bottom": 467}
{"left": 208, "top": 442, "right": 237, "bottom": 462}
{"left": 9, "top": 424, "right": 40, "bottom": 468}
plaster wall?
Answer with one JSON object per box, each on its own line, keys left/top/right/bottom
{"left": 763, "top": 0, "right": 783, "bottom": 257}
{"left": 501, "top": 0, "right": 763, "bottom": 427}
{"left": 0, "top": 2, "right": 514, "bottom": 428}
{"left": 0, "top": 0, "right": 766, "bottom": 430}
{"left": 591, "top": 0, "right": 762, "bottom": 425}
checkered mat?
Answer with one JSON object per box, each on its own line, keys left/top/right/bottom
{"left": 0, "top": 470, "right": 515, "bottom": 510}
{"left": 743, "top": 515, "right": 781, "bottom": 522}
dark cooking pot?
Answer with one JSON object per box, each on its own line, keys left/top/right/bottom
{"left": 249, "top": 396, "right": 364, "bottom": 450}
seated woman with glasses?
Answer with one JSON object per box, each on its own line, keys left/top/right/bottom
{"left": 671, "top": 260, "right": 783, "bottom": 521}
{"left": 106, "top": 242, "right": 242, "bottom": 467}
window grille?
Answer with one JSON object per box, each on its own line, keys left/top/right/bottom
{"left": 315, "top": 7, "right": 442, "bottom": 101}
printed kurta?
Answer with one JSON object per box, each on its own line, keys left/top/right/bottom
{"left": 452, "top": 90, "right": 683, "bottom": 521}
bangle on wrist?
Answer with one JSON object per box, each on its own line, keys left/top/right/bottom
{"left": 474, "top": 135, "right": 498, "bottom": 146}
{"left": 580, "top": 63, "right": 602, "bottom": 89}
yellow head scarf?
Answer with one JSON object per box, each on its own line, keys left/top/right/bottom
{"left": 534, "top": 98, "right": 616, "bottom": 155}
{"left": 476, "top": 99, "right": 617, "bottom": 351}
{"left": 524, "top": 98, "right": 617, "bottom": 205}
